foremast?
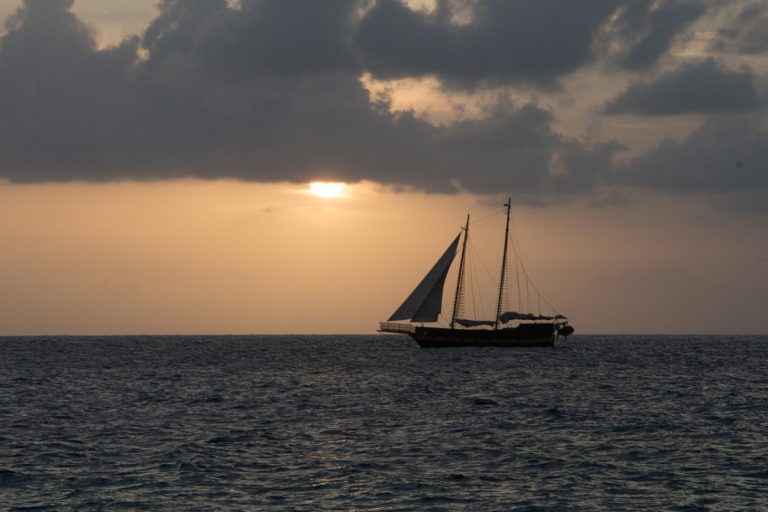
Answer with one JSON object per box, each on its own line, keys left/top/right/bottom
{"left": 450, "top": 215, "right": 470, "bottom": 329}
{"left": 495, "top": 198, "right": 512, "bottom": 330}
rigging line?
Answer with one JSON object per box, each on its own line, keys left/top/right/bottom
{"left": 464, "top": 253, "right": 477, "bottom": 318}
{"left": 491, "top": 253, "right": 509, "bottom": 312}
{"left": 507, "top": 208, "right": 561, "bottom": 315}
{"left": 515, "top": 252, "right": 522, "bottom": 313}
{"left": 475, "top": 262, "right": 485, "bottom": 319}
{"left": 472, "top": 247, "right": 476, "bottom": 320}
{"left": 509, "top": 236, "right": 560, "bottom": 314}
{"left": 505, "top": 209, "right": 522, "bottom": 313}
{"left": 451, "top": 214, "right": 470, "bottom": 328}
{"left": 516, "top": 228, "right": 539, "bottom": 314}
{"left": 497, "top": 221, "right": 511, "bottom": 320}
{"left": 508, "top": 206, "right": 529, "bottom": 298}
{"left": 478, "top": 247, "right": 498, "bottom": 285}
{"left": 468, "top": 208, "right": 505, "bottom": 227}
{"left": 461, "top": 238, "right": 469, "bottom": 319}
{"left": 526, "top": 272, "right": 532, "bottom": 313}
{"left": 475, "top": 242, "right": 487, "bottom": 318}
{"left": 518, "top": 225, "right": 530, "bottom": 312}
{"left": 466, "top": 239, "right": 487, "bottom": 320}
{"left": 465, "top": 239, "right": 476, "bottom": 319}
{"left": 469, "top": 236, "right": 497, "bottom": 288}
{"left": 503, "top": 236, "right": 513, "bottom": 311}
{"left": 504, "top": 274, "right": 513, "bottom": 311}
{"left": 463, "top": 238, "right": 469, "bottom": 319}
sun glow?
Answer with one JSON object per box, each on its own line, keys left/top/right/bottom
{"left": 309, "top": 181, "right": 346, "bottom": 198}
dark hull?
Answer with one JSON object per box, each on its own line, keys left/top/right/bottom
{"left": 410, "top": 323, "right": 556, "bottom": 348}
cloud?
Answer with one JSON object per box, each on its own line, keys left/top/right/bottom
{"left": 713, "top": 1, "right": 768, "bottom": 55}
{"left": 713, "top": 190, "right": 768, "bottom": 215}
{"left": 609, "top": 66, "right": 768, "bottom": 209}
{"left": 355, "top": 0, "right": 618, "bottom": 89}
{"left": 142, "top": 0, "right": 359, "bottom": 78}
{"left": 0, "top": 0, "right": 617, "bottom": 199}
{"left": 603, "top": 59, "right": 759, "bottom": 115}
{"left": 354, "top": 1, "right": 713, "bottom": 89}
{"left": 602, "top": 0, "right": 708, "bottom": 71}
{"left": 615, "top": 111, "right": 768, "bottom": 194}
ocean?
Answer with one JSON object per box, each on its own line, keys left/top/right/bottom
{"left": 1, "top": 335, "right": 766, "bottom": 511}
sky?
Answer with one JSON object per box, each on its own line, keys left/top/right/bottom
{"left": 1, "top": 0, "right": 767, "bottom": 335}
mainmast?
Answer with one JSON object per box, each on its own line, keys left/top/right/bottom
{"left": 495, "top": 198, "right": 512, "bottom": 330}
{"left": 450, "top": 214, "right": 470, "bottom": 329}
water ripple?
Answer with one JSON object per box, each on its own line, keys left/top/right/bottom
{"left": 0, "top": 334, "right": 766, "bottom": 510}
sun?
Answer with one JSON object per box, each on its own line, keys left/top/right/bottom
{"left": 309, "top": 181, "right": 346, "bottom": 198}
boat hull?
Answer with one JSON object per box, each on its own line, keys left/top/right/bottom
{"left": 409, "top": 323, "right": 556, "bottom": 348}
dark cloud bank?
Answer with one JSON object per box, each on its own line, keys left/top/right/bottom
{"left": 0, "top": 0, "right": 765, "bottom": 202}
{"left": 617, "top": 112, "right": 768, "bottom": 194}
{"left": 603, "top": 59, "right": 758, "bottom": 116}
{"left": 714, "top": 1, "right": 768, "bottom": 55}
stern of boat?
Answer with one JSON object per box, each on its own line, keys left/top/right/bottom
{"left": 378, "top": 322, "right": 416, "bottom": 334}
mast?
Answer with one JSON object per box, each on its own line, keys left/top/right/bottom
{"left": 450, "top": 214, "right": 470, "bottom": 329}
{"left": 495, "top": 198, "right": 512, "bottom": 330}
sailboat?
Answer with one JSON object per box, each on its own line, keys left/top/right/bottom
{"left": 379, "top": 198, "right": 573, "bottom": 348}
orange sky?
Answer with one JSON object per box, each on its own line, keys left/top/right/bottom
{"left": 1, "top": 1, "right": 768, "bottom": 334}
{"left": 2, "top": 180, "right": 766, "bottom": 335}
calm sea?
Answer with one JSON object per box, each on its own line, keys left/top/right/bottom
{"left": 1, "top": 335, "right": 766, "bottom": 511}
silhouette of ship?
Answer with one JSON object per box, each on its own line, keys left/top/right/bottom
{"left": 379, "top": 198, "right": 573, "bottom": 348}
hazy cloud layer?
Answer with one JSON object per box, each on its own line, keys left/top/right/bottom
{"left": 0, "top": 0, "right": 623, "bottom": 197}
{"left": 604, "top": 0, "right": 708, "bottom": 71}
{"left": 141, "top": 0, "right": 360, "bottom": 78}
{"left": 617, "top": 111, "right": 768, "bottom": 193}
{"left": 612, "top": 64, "right": 768, "bottom": 209}
{"left": 357, "top": 0, "right": 711, "bottom": 88}
{"left": 714, "top": 1, "right": 768, "bottom": 55}
{"left": 356, "top": 0, "right": 618, "bottom": 89}
{"left": 0, "top": 0, "right": 762, "bottom": 204}
{"left": 603, "top": 59, "right": 759, "bottom": 115}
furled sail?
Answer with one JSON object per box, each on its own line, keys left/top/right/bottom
{"left": 499, "top": 311, "right": 531, "bottom": 322}
{"left": 456, "top": 318, "right": 496, "bottom": 328}
{"left": 498, "top": 311, "right": 568, "bottom": 323}
{"left": 388, "top": 234, "right": 461, "bottom": 322}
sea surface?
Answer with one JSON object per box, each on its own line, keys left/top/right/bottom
{"left": 1, "top": 335, "right": 766, "bottom": 511}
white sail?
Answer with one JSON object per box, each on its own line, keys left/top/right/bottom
{"left": 388, "top": 234, "right": 461, "bottom": 322}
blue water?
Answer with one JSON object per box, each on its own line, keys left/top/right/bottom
{"left": 1, "top": 335, "right": 766, "bottom": 511}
